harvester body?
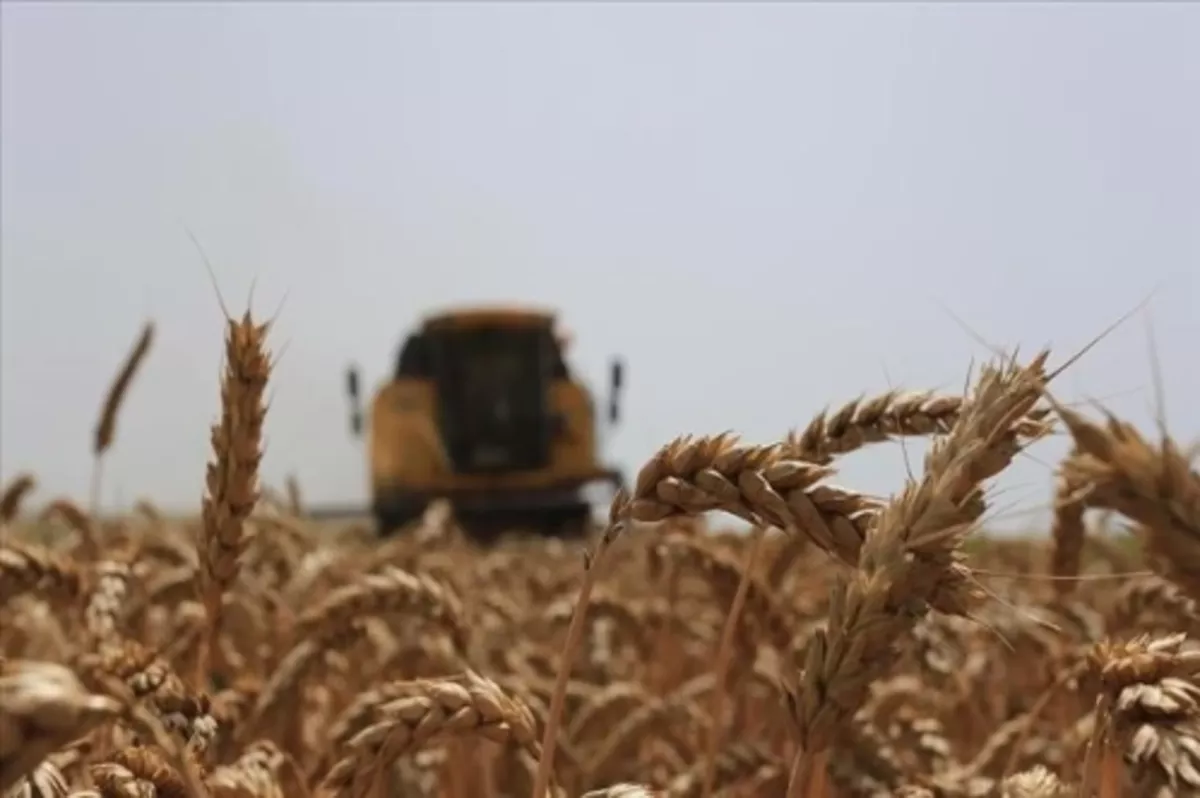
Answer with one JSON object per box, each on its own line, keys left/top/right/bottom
{"left": 353, "top": 305, "right": 624, "bottom": 540}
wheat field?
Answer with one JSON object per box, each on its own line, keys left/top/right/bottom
{"left": 2, "top": 309, "right": 1199, "bottom": 798}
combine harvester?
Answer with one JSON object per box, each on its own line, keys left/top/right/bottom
{"left": 311, "top": 305, "right": 626, "bottom": 542}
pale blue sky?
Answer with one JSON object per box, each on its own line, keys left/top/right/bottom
{"left": 1, "top": 2, "right": 1197, "bottom": 529}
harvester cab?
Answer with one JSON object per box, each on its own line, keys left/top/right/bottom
{"left": 343, "top": 306, "right": 625, "bottom": 541}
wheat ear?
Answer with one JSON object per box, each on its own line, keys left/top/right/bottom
{"left": 1055, "top": 406, "right": 1200, "bottom": 601}
{"left": 195, "top": 310, "right": 271, "bottom": 690}
{"left": 784, "top": 350, "right": 1048, "bottom": 796}
{"left": 0, "top": 473, "right": 36, "bottom": 527}
{"left": 91, "top": 320, "right": 155, "bottom": 523}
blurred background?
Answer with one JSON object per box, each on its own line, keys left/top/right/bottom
{"left": 1, "top": 2, "right": 1197, "bottom": 530}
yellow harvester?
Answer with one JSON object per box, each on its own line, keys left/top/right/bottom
{"left": 343, "top": 305, "right": 625, "bottom": 540}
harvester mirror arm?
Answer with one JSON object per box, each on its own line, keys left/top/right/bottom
{"left": 608, "top": 357, "right": 624, "bottom": 426}
{"left": 345, "top": 364, "right": 364, "bottom": 438}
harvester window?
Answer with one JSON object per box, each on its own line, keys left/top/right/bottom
{"left": 430, "top": 326, "right": 554, "bottom": 473}
{"left": 395, "top": 334, "right": 431, "bottom": 379}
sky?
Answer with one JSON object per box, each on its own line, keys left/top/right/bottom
{"left": 1, "top": 2, "right": 1197, "bottom": 531}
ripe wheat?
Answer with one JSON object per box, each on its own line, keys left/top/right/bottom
{"left": 2, "top": 318, "right": 1199, "bottom": 798}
